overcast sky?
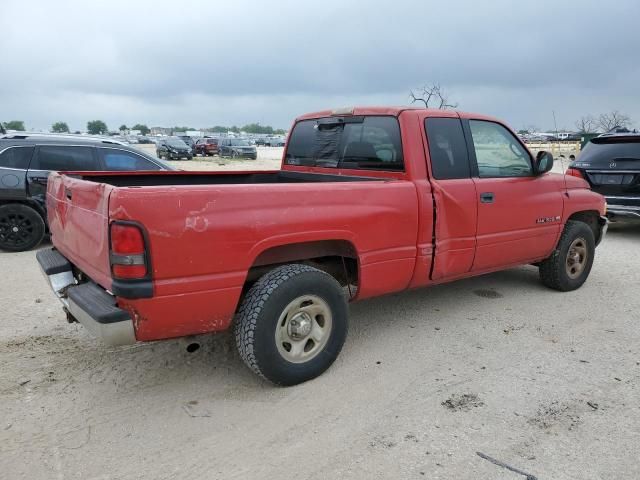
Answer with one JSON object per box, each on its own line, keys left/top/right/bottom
{"left": 2, "top": 0, "right": 639, "bottom": 132}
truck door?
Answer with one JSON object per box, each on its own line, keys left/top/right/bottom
{"left": 465, "top": 119, "right": 563, "bottom": 271}
{"left": 423, "top": 116, "right": 478, "bottom": 280}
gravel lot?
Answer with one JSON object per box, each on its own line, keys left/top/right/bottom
{"left": 1, "top": 210, "right": 639, "bottom": 478}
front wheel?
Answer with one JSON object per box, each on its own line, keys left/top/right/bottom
{"left": 0, "top": 204, "right": 46, "bottom": 252}
{"left": 234, "top": 264, "right": 348, "bottom": 386}
{"left": 539, "top": 220, "right": 595, "bottom": 291}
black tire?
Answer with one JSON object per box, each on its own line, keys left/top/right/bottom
{"left": 0, "top": 204, "right": 46, "bottom": 252}
{"left": 539, "top": 220, "right": 595, "bottom": 291}
{"left": 234, "top": 264, "right": 348, "bottom": 386}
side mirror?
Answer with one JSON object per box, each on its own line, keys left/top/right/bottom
{"left": 534, "top": 151, "right": 554, "bottom": 175}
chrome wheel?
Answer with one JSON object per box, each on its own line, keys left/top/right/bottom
{"left": 275, "top": 295, "right": 332, "bottom": 363}
{"left": 566, "top": 237, "right": 588, "bottom": 279}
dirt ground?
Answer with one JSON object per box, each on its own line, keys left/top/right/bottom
{"left": 1, "top": 185, "right": 639, "bottom": 479}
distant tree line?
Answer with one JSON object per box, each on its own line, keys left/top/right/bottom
{"left": 575, "top": 111, "right": 633, "bottom": 133}
{"left": 3, "top": 119, "right": 286, "bottom": 136}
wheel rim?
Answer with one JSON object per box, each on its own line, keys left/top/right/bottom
{"left": 275, "top": 295, "right": 333, "bottom": 364}
{"left": 566, "top": 237, "right": 588, "bottom": 279}
{"left": 0, "top": 212, "right": 35, "bottom": 248}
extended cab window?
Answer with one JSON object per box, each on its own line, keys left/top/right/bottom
{"left": 469, "top": 120, "right": 532, "bottom": 177}
{"left": 32, "top": 146, "right": 98, "bottom": 171}
{"left": 425, "top": 118, "right": 470, "bottom": 179}
{"left": 100, "top": 149, "right": 161, "bottom": 171}
{"left": 285, "top": 116, "right": 404, "bottom": 171}
{"left": 0, "top": 146, "right": 34, "bottom": 169}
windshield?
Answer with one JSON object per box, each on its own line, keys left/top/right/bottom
{"left": 284, "top": 116, "right": 404, "bottom": 171}
{"left": 167, "top": 138, "right": 188, "bottom": 148}
{"left": 230, "top": 139, "right": 250, "bottom": 146}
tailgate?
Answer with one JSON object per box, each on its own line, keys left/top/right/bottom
{"left": 47, "top": 172, "right": 114, "bottom": 290}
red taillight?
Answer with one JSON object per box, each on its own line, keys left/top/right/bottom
{"left": 566, "top": 168, "right": 585, "bottom": 179}
{"left": 110, "top": 222, "right": 148, "bottom": 279}
{"left": 111, "top": 224, "right": 144, "bottom": 254}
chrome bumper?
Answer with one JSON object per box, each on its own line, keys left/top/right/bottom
{"left": 36, "top": 249, "right": 136, "bottom": 346}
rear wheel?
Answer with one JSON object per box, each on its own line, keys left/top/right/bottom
{"left": 0, "top": 204, "right": 46, "bottom": 252}
{"left": 539, "top": 220, "right": 595, "bottom": 291}
{"left": 234, "top": 264, "right": 348, "bottom": 386}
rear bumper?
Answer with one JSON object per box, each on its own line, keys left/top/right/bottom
{"left": 36, "top": 248, "right": 136, "bottom": 346}
{"left": 605, "top": 196, "right": 640, "bottom": 220}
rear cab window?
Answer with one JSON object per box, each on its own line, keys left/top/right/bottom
{"left": 284, "top": 116, "right": 404, "bottom": 171}
{"left": 0, "top": 146, "right": 34, "bottom": 169}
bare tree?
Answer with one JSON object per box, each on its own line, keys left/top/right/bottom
{"left": 597, "top": 110, "right": 632, "bottom": 132}
{"left": 574, "top": 115, "right": 597, "bottom": 133}
{"left": 409, "top": 83, "right": 458, "bottom": 109}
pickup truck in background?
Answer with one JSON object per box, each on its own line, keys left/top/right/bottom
{"left": 37, "top": 107, "right": 607, "bottom": 385}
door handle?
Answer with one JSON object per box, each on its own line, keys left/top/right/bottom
{"left": 65, "top": 188, "right": 72, "bottom": 200}
{"left": 480, "top": 192, "right": 495, "bottom": 204}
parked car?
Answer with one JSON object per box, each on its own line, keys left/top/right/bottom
{"left": 264, "top": 136, "right": 285, "bottom": 147}
{"left": 254, "top": 137, "right": 266, "bottom": 146}
{"left": 137, "top": 136, "right": 155, "bottom": 145}
{"left": 156, "top": 137, "right": 192, "bottom": 160}
{"left": 0, "top": 133, "right": 174, "bottom": 252}
{"left": 177, "top": 135, "right": 197, "bottom": 156}
{"left": 194, "top": 137, "right": 219, "bottom": 156}
{"left": 37, "top": 107, "right": 606, "bottom": 386}
{"left": 567, "top": 132, "right": 640, "bottom": 221}
{"left": 218, "top": 138, "right": 258, "bottom": 159}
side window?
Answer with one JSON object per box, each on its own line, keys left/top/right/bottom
{"left": 101, "top": 149, "right": 161, "bottom": 171}
{"left": 32, "top": 146, "right": 98, "bottom": 171}
{"left": 424, "top": 118, "right": 470, "bottom": 179}
{"left": 0, "top": 146, "right": 34, "bottom": 169}
{"left": 469, "top": 120, "right": 532, "bottom": 177}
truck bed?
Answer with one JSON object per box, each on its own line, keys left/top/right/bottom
{"left": 77, "top": 170, "right": 382, "bottom": 187}
{"left": 47, "top": 169, "right": 420, "bottom": 341}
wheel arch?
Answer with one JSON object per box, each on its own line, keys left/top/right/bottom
{"left": 0, "top": 199, "right": 47, "bottom": 221}
{"left": 566, "top": 210, "right": 602, "bottom": 244}
{"left": 245, "top": 238, "right": 360, "bottom": 294}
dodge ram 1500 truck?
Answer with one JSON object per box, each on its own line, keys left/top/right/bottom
{"left": 37, "top": 107, "right": 607, "bottom": 385}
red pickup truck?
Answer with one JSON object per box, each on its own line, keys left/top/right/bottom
{"left": 37, "top": 107, "right": 607, "bottom": 385}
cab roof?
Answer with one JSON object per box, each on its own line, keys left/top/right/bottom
{"left": 295, "top": 106, "right": 501, "bottom": 123}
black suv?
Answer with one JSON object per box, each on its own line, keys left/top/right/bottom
{"left": 569, "top": 132, "right": 640, "bottom": 221}
{"left": 156, "top": 137, "right": 192, "bottom": 160}
{"left": 218, "top": 138, "right": 258, "bottom": 159}
{"left": 0, "top": 133, "right": 173, "bottom": 252}
{"left": 177, "top": 135, "right": 197, "bottom": 156}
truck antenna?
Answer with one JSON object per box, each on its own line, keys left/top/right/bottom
{"left": 552, "top": 110, "right": 569, "bottom": 194}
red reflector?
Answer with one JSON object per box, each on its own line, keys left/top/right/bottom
{"left": 111, "top": 223, "right": 144, "bottom": 254}
{"left": 566, "top": 168, "right": 584, "bottom": 179}
{"left": 113, "top": 264, "right": 147, "bottom": 279}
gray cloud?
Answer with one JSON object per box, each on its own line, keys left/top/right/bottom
{"left": 2, "top": 0, "right": 639, "bottom": 131}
